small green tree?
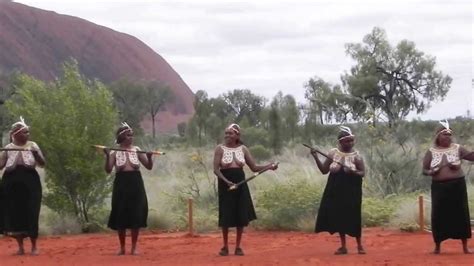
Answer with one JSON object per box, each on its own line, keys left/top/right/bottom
{"left": 144, "top": 81, "right": 173, "bottom": 138}
{"left": 269, "top": 93, "right": 282, "bottom": 154}
{"left": 222, "top": 89, "right": 265, "bottom": 126}
{"left": 192, "top": 90, "right": 210, "bottom": 146}
{"left": 109, "top": 78, "right": 148, "bottom": 135}
{"left": 281, "top": 94, "right": 299, "bottom": 142}
{"left": 6, "top": 60, "right": 117, "bottom": 224}
{"left": 0, "top": 71, "right": 19, "bottom": 134}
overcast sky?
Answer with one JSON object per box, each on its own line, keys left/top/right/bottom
{"left": 13, "top": 0, "right": 474, "bottom": 120}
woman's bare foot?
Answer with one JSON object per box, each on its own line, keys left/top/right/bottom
{"left": 357, "top": 246, "right": 366, "bottom": 254}
{"left": 131, "top": 248, "right": 139, "bottom": 255}
{"left": 14, "top": 248, "right": 25, "bottom": 255}
{"left": 334, "top": 247, "right": 348, "bottom": 255}
{"left": 117, "top": 249, "right": 125, "bottom": 256}
{"left": 31, "top": 248, "right": 39, "bottom": 256}
{"left": 463, "top": 248, "right": 472, "bottom": 254}
{"left": 432, "top": 247, "right": 440, "bottom": 254}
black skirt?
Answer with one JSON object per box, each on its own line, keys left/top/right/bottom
{"left": 315, "top": 168, "right": 362, "bottom": 237}
{"left": 0, "top": 166, "right": 42, "bottom": 238}
{"left": 218, "top": 168, "right": 257, "bottom": 227}
{"left": 431, "top": 177, "right": 471, "bottom": 243}
{"left": 108, "top": 171, "right": 148, "bottom": 230}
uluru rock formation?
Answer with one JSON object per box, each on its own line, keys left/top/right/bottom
{"left": 0, "top": 1, "right": 194, "bottom": 133}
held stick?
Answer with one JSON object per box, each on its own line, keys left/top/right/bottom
{"left": 302, "top": 143, "right": 347, "bottom": 168}
{"left": 228, "top": 162, "right": 279, "bottom": 191}
{"left": 91, "top": 145, "right": 165, "bottom": 155}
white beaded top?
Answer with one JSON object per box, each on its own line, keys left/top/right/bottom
{"left": 329, "top": 148, "right": 358, "bottom": 171}
{"left": 429, "top": 144, "right": 460, "bottom": 168}
{"left": 220, "top": 145, "right": 246, "bottom": 166}
{"left": 4, "top": 141, "right": 39, "bottom": 168}
{"left": 112, "top": 146, "right": 140, "bottom": 167}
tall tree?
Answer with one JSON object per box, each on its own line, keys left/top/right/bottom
{"left": 281, "top": 94, "right": 299, "bottom": 142}
{"left": 6, "top": 60, "right": 117, "bottom": 224}
{"left": 109, "top": 79, "right": 148, "bottom": 135}
{"left": 144, "top": 81, "right": 173, "bottom": 138}
{"left": 304, "top": 77, "right": 335, "bottom": 124}
{"left": 268, "top": 93, "right": 283, "bottom": 154}
{"left": 222, "top": 89, "right": 265, "bottom": 126}
{"left": 341, "top": 27, "right": 452, "bottom": 126}
{"left": 0, "top": 71, "right": 19, "bottom": 135}
{"left": 192, "top": 90, "right": 210, "bottom": 146}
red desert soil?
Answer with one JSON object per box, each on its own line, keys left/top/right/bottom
{"left": 0, "top": 228, "right": 473, "bottom": 265}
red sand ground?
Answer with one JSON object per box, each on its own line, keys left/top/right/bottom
{"left": 0, "top": 228, "right": 472, "bottom": 265}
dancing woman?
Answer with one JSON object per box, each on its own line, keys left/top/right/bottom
{"left": 213, "top": 123, "right": 277, "bottom": 256}
{"left": 103, "top": 123, "right": 153, "bottom": 255}
{"left": 310, "top": 126, "right": 366, "bottom": 255}
{"left": 0, "top": 117, "right": 45, "bottom": 255}
{"left": 422, "top": 120, "right": 473, "bottom": 254}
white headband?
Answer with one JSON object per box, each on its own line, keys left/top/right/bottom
{"left": 117, "top": 122, "right": 133, "bottom": 139}
{"left": 437, "top": 119, "right": 452, "bottom": 135}
{"left": 227, "top": 123, "right": 240, "bottom": 134}
{"left": 11, "top": 116, "right": 29, "bottom": 136}
{"left": 338, "top": 126, "right": 354, "bottom": 140}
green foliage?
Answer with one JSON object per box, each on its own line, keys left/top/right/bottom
{"left": 0, "top": 71, "right": 18, "bottom": 135}
{"left": 109, "top": 78, "right": 149, "bottom": 135}
{"left": 356, "top": 124, "right": 430, "bottom": 197}
{"left": 144, "top": 81, "right": 173, "bottom": 138}
{"left": 187, "top": 92, "right": 231, "bottom": 146}
{"left": 6, "top": 60, "right": 117, "bottom": 224}
{"left": 389, "top": 195, "right": 424, "bottom": 232}
{"left": 304, "top": 77, "right": 348, "bottom": 124}
{"left": 255, "top": 180, "right": 323, "bottom": 230}
{"left": 241, "top": 127, "right": 269, "bottom": 147}
{"left": 269, "top": 94, "right": 283, "bottom": 154}
{"left": 39, "top": 206, "right": 82, "bottom": 235}
{"left": 249, "top": 145, "right": 271, "bottom": 162}
{"left": 341, "top": 27, "right": 452, "bottom": 126}
{"left": 362, "top": 197, "right": 397, "bottom": 226}
{"left": 222, "top": 89, "right": 265, "bottom": 126}
{"left": 192, "top": 90, "right": 210, "bottom": 145}
{"left": 281, "top": 94, "right": 299, "bottom": 142}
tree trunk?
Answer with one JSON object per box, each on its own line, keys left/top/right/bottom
{"left": 82, "top": 200, "right": 89, "bottom": 223}
{"left": 151, "top": 112, "right": 156, "bottom": 138}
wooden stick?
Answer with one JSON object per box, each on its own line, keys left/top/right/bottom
{"left": 302, "top": 143, "right": 348, "bottom": 168}
{"left": 91, "top": 145, "right": 165, "bottom": 155}
{"left": 0, "top": 148, "right": 31, "bottom": 152}
{"left": 228, "top": 162, "right": 279, "bottom": 191}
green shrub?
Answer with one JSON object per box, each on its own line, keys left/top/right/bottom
{"left": 147, "top": 209, "right": 176, "bottom": 231}
{"left": 255, "top": 179, "right": 323, "bottom": 230}
{"left": 249, "top": 144, "right": 272, "bottom": 162}
{"left": 388, "top": 195, "right": 426, "bottom": 231}
{"left": 362, "top": 197, "right": 397, "bottom": 227}
{"left": 39, "top": 207, "right": 82, "bottom": 235}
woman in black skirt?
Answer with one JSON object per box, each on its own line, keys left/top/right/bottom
{"left": 213, "top": 123, "right": 278, "bottom": 256}
{"left": 0, "top": 117, "right": 45, "bottom": 255}
{"left": 422, "top": 120, "right": 473, "bottom": 254}
{"left": 103, "top": 122, "right": 153, "bottom": 255}
{"left": 310, "top": 126, "right": 365, "bottom": 255}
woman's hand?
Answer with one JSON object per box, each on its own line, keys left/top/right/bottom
{"left": 429, "top": 167, "right": 440, "bottom": 176}
{"left": 103, "top": 148, "right": 110, "bottom": 156}
{"left": 146, "top": 151, "right": 153, "bottom": 159}
{"left": 269, "top": 162, "right": 278, "bottom": 170}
